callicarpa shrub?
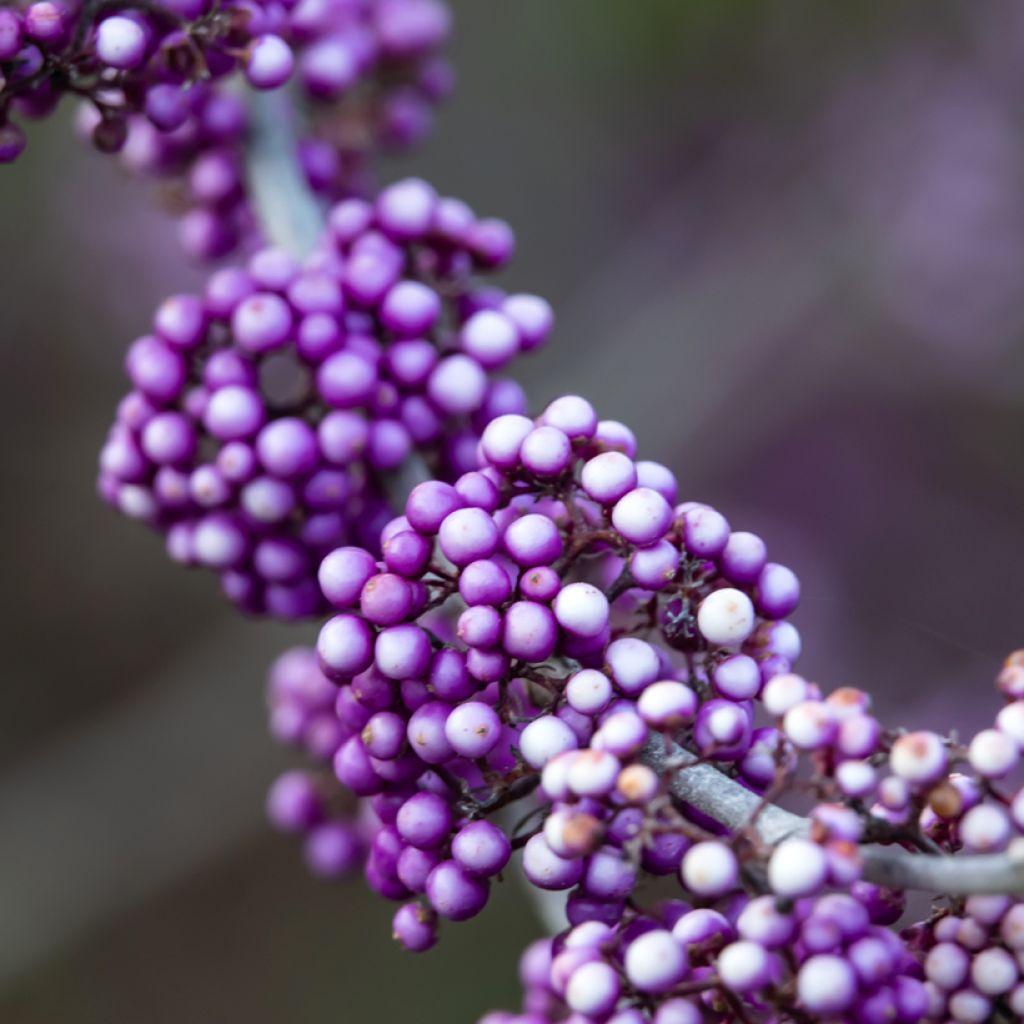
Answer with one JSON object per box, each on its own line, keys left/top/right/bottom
{"left": 8, "top": 1, "right": 1024, "bottom": 1021}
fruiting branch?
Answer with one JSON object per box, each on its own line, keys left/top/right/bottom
{"left": 641, "top": 734, "right": 1024, "bottom": 895}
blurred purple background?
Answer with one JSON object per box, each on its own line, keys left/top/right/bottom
{"left": 3, "top": 3, "right": 1024, "bottom": 1020}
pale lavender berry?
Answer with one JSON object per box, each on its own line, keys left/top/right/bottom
{"left": 519, "top": 566, "right": 561, "bottom": 601}
{"left": 406, "top": 480, "right": 463, "bottom": 534}
{"left": 502, "top": 601, "right": 558, "bottom": 660}
{"left": 735, "top": 896, "right": 796, "bottom": 948}
{"left": 681, "top": 841, "right": 738, "bottom": 897}
{"left": 141, "top": 411, "right": 196, "bottom": 464}
{"left": 375, "top": 624, "right": 432, "bottom": 679}
{"left": 503, "top": 513, "right": 563, "bottom": 567}
{"left": 317, "top": 351, "right": 377, "bottom": 407}
{"left": 362, "top": 710, "right": 407, "bottom": 760}
{"left": 762, "top": 673, "right": 811, "bottom": 717}
{"left": 636, "top": 461, "right": 677, "bottom": 503}
{"left": 718, "top": 941, "right": 771, "bottom": 994}
{"left": 245, "top": 34, "right": 294, "bottom": 89}
{"left": 457, "top": 605, "right": 501, "bottom": 649}
{"left": 713, "top": 654, "right": 761, "bottom": 700}
{"left": 519, "top": 715, "right": 579, "bottom": 769}
{"left": 651, "top": 1001, "right": 701, "bottom": 1024}
{"left": 889, "top": 731, "right": 948, "bottom": 786}
{"left": 782, "top": 700, "right": 837, "bottom": 751}
{"left": 319, "top": 546, "right": 377, "bottom": 608}
{"left": 768, "top": 838, "right": 828, "bottom": 897}
{"left": 204, "top": 386, "right": 266, "bottom": 441}
{"left": 255, "top": 418, "right": 318, "bottom": 477}
{"left": 396, "top": 792, "right": 453, "bottom": 849}
{"left": 451, "top": 820, "right": 511, "bottom": 877}
{"left": 567, "top": 749, "right": 621, "bottom": 796}
{"left": 376, "top": 178, "right": 437, "bottom": 239}
{"left": 360, "top": 573, "right": 415, "bottom": 626}
{"left": 623, "top": 930, "right": 686, "bottom": 993}
{"left": 948, "top": 989, "right": 992, "bottom": 1023}
{"left": 835, "top": 761, "right": 876, "bottom": 798}
{"left": 926, "top": 943, "right": 970, "bottom": 991}
{"left": 693, "top": 698, "right": 751, "bottom": 757}
{"left": 968, "top": 728, "right": 1018, "bottom": 778}
{"left": 439, "top": 507, "right": 499, "bottom": 565}
{"left": 961, "top": 804, "right": 1011, "bottom": 852}
{"left": 318, "top": 614, "right": 374, "bottom": 678}
{"left": 566, "top": 669, "right": 613, "bottom": 715}
{"left": 582, "top": 846, "right": 637, "bottom": 899}
{"left": 380, "top": 280, "right": 441, "bottom": 336}
{"left": 540, "top": 395, "right": 597, "bottom": 439}
{"left": 126, "top": 337, "right": 186, "bottom": 403}
{"left": 154, "top": 295, "right": 206, "bottom": 350}
{"left": 697, "top": 588, "right": 756, "bottom": 647}
{"left": 797, "top": 955, "right": 856, "bottom": 1015}
{"left": 592, "top": 710, "right": 647, "bottom": 758}
{"left": 392, "top": 903, "right": 437, "bottom": 952}
{"left": 756, "top": 562, "right": 800, "bottom": 618}
{"left": 406, "top": 702, "right": 454, "bottom": 764}
{"left": 520, "top": 426, "right": 572, "bottom": 478}
{"left": 604, "top": 637, "right": 660, "bottom": 695}
{"left": 96, "top": 15, "right": 146, "bottom": 69}
{"left": 232, "top": 293, "right": 293, "bottom": 352}
{"left": 637, "top": 680, "right": 698, "bottom": 728}
{"left": 193, "top": 513, "right": 248, "bottom": 568}
{"left": 629, "top": 540, "right": 678, "bottom": 589}
{"left": 611, "top": 487, "right": 672, "bottom": 545}
{"left": 266, "top": 771, "right": 321, "bottom": 832}
{"left": 315, "top": 411, "right": 366, "bottom": 464}
{"left": 581, "top": 451, "right": 637, "bottom": 504}
{"left": 522, "top": 834, "right": 584, "bottom": 890}
{"left": 682, "top": 506, "right": 730, "bottom": 558}
{"left": 304, "top": 821, "right": 362, "bottom": 879}
{"left": 480, "top": 414, "right": 533, "bottom": 469}
{"left": 0, "top": 10, "right": 20, "bottom": 61}
{"left": 425, "top": 860, "right": 489, "bottom": 921}
{"left": 383, "top": 531, "right": 432, "bottom": 578}
{"left": 427, "top": 355, "right": 487, "bottom": 415}
{"left": 717, "top": 532, "right": 768, "bottom": 586}
{"left": 460, "top": 310, "right": 519, "bottom": 369}
{"left": 553, "top": 582, "right": 609, "bottom": 638}
{"left": 444, "top": 701, "right": 502, "bottom": 758}
{"left": 565, "top": 960, "right": 620, "bottom": 1018}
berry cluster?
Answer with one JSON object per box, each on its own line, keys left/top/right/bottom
{"left": 265, "top": 647, "right": 368, "bottom": 880}
{"left": 3, "top": 0, "right": 452, "bottom": 261}
{"left": 261, "top": 393, "right": 1024, "bottom": 1022}
{"left": 1, "top": 0, "right": 295, "bottom": 164}
{"left": 272, "top": 395, "right": 799, "bottom": 941}
{"left": 478, "top": 655, "right": 1024, "bottom": 1023}
{"left": 98, "top": 177, "right": 551, "bottom": 617}
{"left": 96, "top": 0, "right": 454, "bottom": 261}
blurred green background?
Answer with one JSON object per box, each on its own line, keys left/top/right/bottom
{"left": 3, "top": 2, "right": 1024, "bottom": 1021}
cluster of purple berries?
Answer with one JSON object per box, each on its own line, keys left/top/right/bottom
{"left": 478, "top": 657, "right": 1024, "bottom": 1022}
{"left": 94, "top": 0, "right": 453, "bottom": 262}
{"left": 258, "top": 392, "right": 1024, "bottom": 1022}
{"left": 3, "top": 0, "right": 452, "bottom": 261}
{"left": 265, "top": 646, "right": 368, "bottom": 880}
{"left": 98, "top": 177, "right": 552, "bottom": 617}
{"left": 1, "top": 0, "right": 296, "bottom": 163}
{"left": 271, "top": 396, "right": 798, "bottom": 941}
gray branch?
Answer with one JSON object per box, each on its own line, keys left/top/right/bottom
{"left": 245, "top": 89, "right": 323, "bottom": 259}
{"left": 641, "top": 735, "right": 1024, "bottom": 896}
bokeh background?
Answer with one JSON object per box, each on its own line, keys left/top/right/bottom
{"left": 3, "top": 2, "right": 1024, "bottom": 1020}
